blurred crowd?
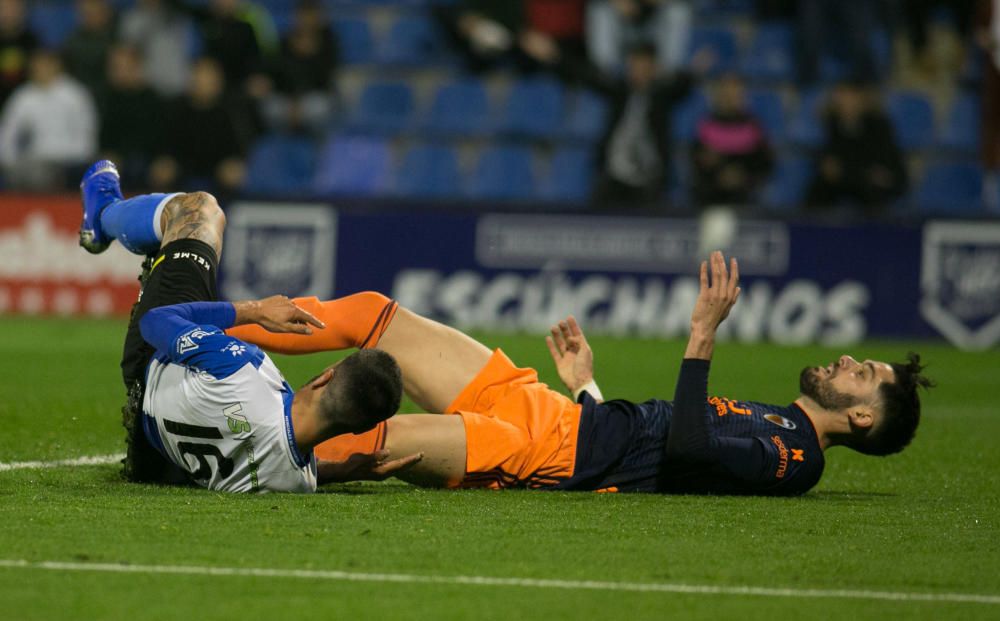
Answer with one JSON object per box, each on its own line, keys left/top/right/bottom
{"left": 0, "top": 0, "right": 996, "bottom": 217}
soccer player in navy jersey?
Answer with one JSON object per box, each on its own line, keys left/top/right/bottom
{"left": 232, "top": 253, "right": 933, "bottom": 496}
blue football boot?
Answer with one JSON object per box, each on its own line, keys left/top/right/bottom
{"left": 79, "top": 160, "right": 123, "bottom": 254}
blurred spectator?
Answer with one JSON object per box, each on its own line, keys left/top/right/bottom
{"left": 150, "top": 58, "right": 247, "bottom": 194}
{"left": 63, "top": 0, "right": 118, "bottom": 94}
{"left": 525, "top": 37, "right": 706, "bottom": 208}
{"left": 805, "top": 82, "right": 908, "bottom": 214}
{"left": 526, "top": 0, "right": 587, "bottom": 63}
{"left": 691, "top": 74, "right": 773, "bottom": 208}
{"left": 237, "top": 0, "right": 279, "bottom": 61}
{"left": 797, "top": 0, "right": 879, "bottom": 85}
{"left": 0, "top": 0, "right": 38, "bottom": 108}
{"left": 120, "top": 0, "right": 193, "bottom": 97}
{"left": 754, "top": 0, "right": 795, "bottom": 20}
{"left": 977, "top": 0, "right": 1000, "bottom": 211}
{"left": 168, "top": 0, "right": 265, "bottom": 92}
{"left": 903, "top": 0, "right": 975, "bottom": 70}
{"left": 0, "top": 50, "right": 97, "bottom": 190}
{"left": 98, "top": 45, "right": 164, "bottom": 189}
{"left": 586, "top": 0, "right": 692, "bottom": 74}
{"left": 439, "top": 0, "right": 548, "bottom": 73}
{"left": 263, "top": 0, "right": 337, "bottom": 134}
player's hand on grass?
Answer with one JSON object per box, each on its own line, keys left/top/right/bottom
{"left": 546, "top": 315, "right": 594, "bottom": 394}
{"left": 233, "top": 295, "right": 326, "bottom": 335}
{"left": 318, "top": 450, "right": 423, "bottom": 484}
{"left": 690, "top": 251, "right": 740, "bottom": 336}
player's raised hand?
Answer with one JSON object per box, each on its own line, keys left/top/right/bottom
{"left": 690, "top": 251, "right": 740, "bottom": 335}
{"left": 545, "top": 315, "right": 595, "bottom": 394}
{"left": 234, "top": 295, "right": 326, "bottom": 334}
{"left": 318, "top": 450, "right": 424, "bottom": 484}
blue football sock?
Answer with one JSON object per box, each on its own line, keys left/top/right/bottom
{"left": 100, "top": 193, "right": 179, "bottom": 255}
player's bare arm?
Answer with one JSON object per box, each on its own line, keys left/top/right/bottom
{"left": 317, "top": 449, "right": 424, "bottom": 485}
{"left": 232, "top": 295, "right": 326, "bottom": 335}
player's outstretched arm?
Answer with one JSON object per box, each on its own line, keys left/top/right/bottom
{"left": 546, "top": 316, "right": 603, "bottom": 402}
{"left": 666, "top": 251, "right": 740, "bottom": 461}
{"left": 684, "top": 251, "right": 741, "bottom": 361}
{"left": 232, "top": 295, "right": 326, "bottom": 335}
{"left": 317, "top": 449, "right": 423, "bottom": 484}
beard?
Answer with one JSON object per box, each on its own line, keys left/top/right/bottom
{"left": 799, "top": 367, "right": 861, "bottom": 411}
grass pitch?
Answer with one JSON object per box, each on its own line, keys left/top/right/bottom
{"left": 0, "top": 316, "right": 997, "bottom": 620}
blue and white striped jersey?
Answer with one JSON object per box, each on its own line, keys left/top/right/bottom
{"left": 139, "top": 302, "right": 317, "bottom": 493}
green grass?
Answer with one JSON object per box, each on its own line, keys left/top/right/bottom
{"left": 0, "top": 316, "right": 997, "bottom": 620}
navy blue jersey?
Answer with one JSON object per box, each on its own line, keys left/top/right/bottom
{"left": 554, "top": 360, "right": 825, "bottom": 495}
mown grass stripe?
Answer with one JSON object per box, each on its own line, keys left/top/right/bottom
{"left": 0, "top": 559, "right": 997, "bottom": 605}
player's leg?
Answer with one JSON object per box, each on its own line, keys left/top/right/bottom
{"left": 115, "top": 192, "right": 225, "bottom": 483}
{"left": 377, "top": 306, "right": 491, "bottom": 413}
{"left": 231, "top": 293, "right": 492, "bottom": 413}
{"left": 80, "top": 160, "right": 227, "bottom": 482}
{"left": 79, "top": 160, "right": 226, "bottom": 258}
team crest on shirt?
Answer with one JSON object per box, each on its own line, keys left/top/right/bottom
{"left": 764, "top": 414, "right": 797, "bottom": 430}
{"left": 177, "top": 328, "right": 213, "bottom": 354}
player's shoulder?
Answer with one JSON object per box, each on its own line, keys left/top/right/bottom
{"left": 759, "top": 427, "right": 825, "bottom": 495}
{"left": 173, "top": 325, "right": 268, "bottom": 380}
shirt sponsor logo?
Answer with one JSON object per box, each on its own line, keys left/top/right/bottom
{"left": 224, "top": 403, "right": 251, "bottom": 435}
{"left": 764, "top": 413, "right": 797, "bottom": 430}
{"left": 771, "top": 435, "right": 789, "bottom": 479}
{"left": 177, "top": 328, "right": 213, "bottom": 354}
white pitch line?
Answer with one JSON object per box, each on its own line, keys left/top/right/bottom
{"left": 0, "top": 559, "right": 997, "bottom": 605}
{"left": 0, "top": 454, "right": 123, "bottom": 472}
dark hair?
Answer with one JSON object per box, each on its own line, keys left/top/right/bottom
{"left": 854, "top": 352, "right": 933, "bottom": 456}
{"left": 320, "top": 349, "right": 402, "bottom": 432}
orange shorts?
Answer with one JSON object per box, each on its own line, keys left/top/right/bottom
{"left": 445, "top": 349, "right": 581, "bottom": 489}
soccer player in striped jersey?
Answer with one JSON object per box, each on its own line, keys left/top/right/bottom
{"left": 79, "top": 160, "right": 421, "bottom": 492}
{"left": 231, "top": 253, "right": 933, "bottom": 496}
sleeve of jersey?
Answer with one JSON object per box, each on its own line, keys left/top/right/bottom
{"left": 140, "top": 302, "right": 264, "bottom": 379}
{"left": 665, "top": 358, "right": 715, "bottom": 461}
{"left": 714, "top": 435, "right": 814, "bottom": 495}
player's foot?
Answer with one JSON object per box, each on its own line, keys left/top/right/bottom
{"left": 79, "top": 160, "right": 123, "bottom": 254}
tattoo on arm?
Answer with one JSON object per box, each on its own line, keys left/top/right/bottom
{"left": 160, "top": 193, "right": 224, "bottom": 254}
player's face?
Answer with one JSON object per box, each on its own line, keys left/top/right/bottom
{"left": 800, "top": 355, "right": 894, "bottom": 411}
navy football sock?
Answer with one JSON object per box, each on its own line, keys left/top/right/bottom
{"left": 100, "top": 193, "right": 179, "bottom": 255}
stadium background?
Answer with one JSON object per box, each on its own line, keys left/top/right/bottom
{"left": 0, "top": 0, "right": 998, "bottom": 349}
{"left": 1, "top": 2, "right": 999, "bottom": 619}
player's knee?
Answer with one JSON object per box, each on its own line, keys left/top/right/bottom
{"left": 165, "top": 191, "right": 224, "bottom": 223}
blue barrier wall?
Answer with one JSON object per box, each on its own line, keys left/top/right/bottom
{"left": 219, "top": 203, "right": 1000, "bottom": 350}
